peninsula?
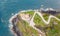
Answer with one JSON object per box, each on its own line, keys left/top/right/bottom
{"left": 9, "top": 8, "right": 60, "bottom": 36}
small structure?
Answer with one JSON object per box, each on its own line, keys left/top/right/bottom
{"left": 20, "top": 13, "right": 31, "bottom": 21}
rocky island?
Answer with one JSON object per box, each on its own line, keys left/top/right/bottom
{"left": 9, "top": 8, "right": 60, "bottom": 36}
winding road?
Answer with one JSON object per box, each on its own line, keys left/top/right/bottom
{"left": 21, "top": 10, "right": 60, "bottom": 36}
{"left": 36, "top": 10, "right": 60, "bottom": 24}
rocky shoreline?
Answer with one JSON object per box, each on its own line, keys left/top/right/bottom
{"left": 9, "top": 14, "right": 23, "bottom": 36}
{"left": 12, "top": 16, "right": 23, "bottom": 36}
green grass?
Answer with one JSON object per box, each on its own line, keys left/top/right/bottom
{"left": 24, "top": 11, "right": 34, "bottom": 15}
{"left": 45, "top": 18, "right": 60, "bottom": 36}
{"left": 33, "top": 13, "right": 46, "bottom": 27}
{"left": 16, "top": 19, "right": 39, "bottom": 36}
{"left": 56, "top": 14, "right": 60, "bottom": 19}
{"left": 43, "top": 13, "right": 50, "bottom": 21}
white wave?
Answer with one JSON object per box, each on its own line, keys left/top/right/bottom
{"left": 9, "top": 13, "right": 18, "bottom": 32}
{"left": 1, "top": 18, "right": 6, "bottom": 23}
{"left": 11, "top": 13, "right": 14, "bottom": 15}
{"left": 1, "top": 18, "right": 4, "bottom": 22}
{"left": 9, "top": 13, "right": 18, "bottom": 24}
{"left": 45, "top": 8, "right": 55, "bottom": 11}
{"left": 20, "top": 9, "right": 34, "bottom": 12}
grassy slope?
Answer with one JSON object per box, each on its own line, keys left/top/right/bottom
{"left": 16, "top": 11, "right": 39, "bottom": 36}
{"left": 16, "top": 11, "right": 60, "bottom": 36}
{"left": 46, "top": 18, "right": 60, "bottom": 36}
{"left": 16, "top": 20, "right": 39, "bottom": 36}
{"left": 33, "top": 13, "right": 60, "bottom": 36}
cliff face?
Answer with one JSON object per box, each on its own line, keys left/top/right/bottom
{"left": 11, "top": 16, "right": 23, "bottom": 36}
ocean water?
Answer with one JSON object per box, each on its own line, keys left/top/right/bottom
{"left": 0, "top": 0, "right": 60, "bottom": 36}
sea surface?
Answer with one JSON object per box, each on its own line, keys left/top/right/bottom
{"left": 0, "top": 0, "right": 60, "bottom": 36}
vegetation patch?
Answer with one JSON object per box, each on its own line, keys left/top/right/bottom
{"left": 42, "top": 13, "right": 50, "bottom": 21}
{"left": 16, "top": 18, "right": 39, "bottom": 36}
{"left": 33, "top": 13, "right": 46, "bottom": 27}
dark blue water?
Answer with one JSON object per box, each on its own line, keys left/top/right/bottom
{"left": 0, "top": 0, "right": 60, "bottom": 36}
